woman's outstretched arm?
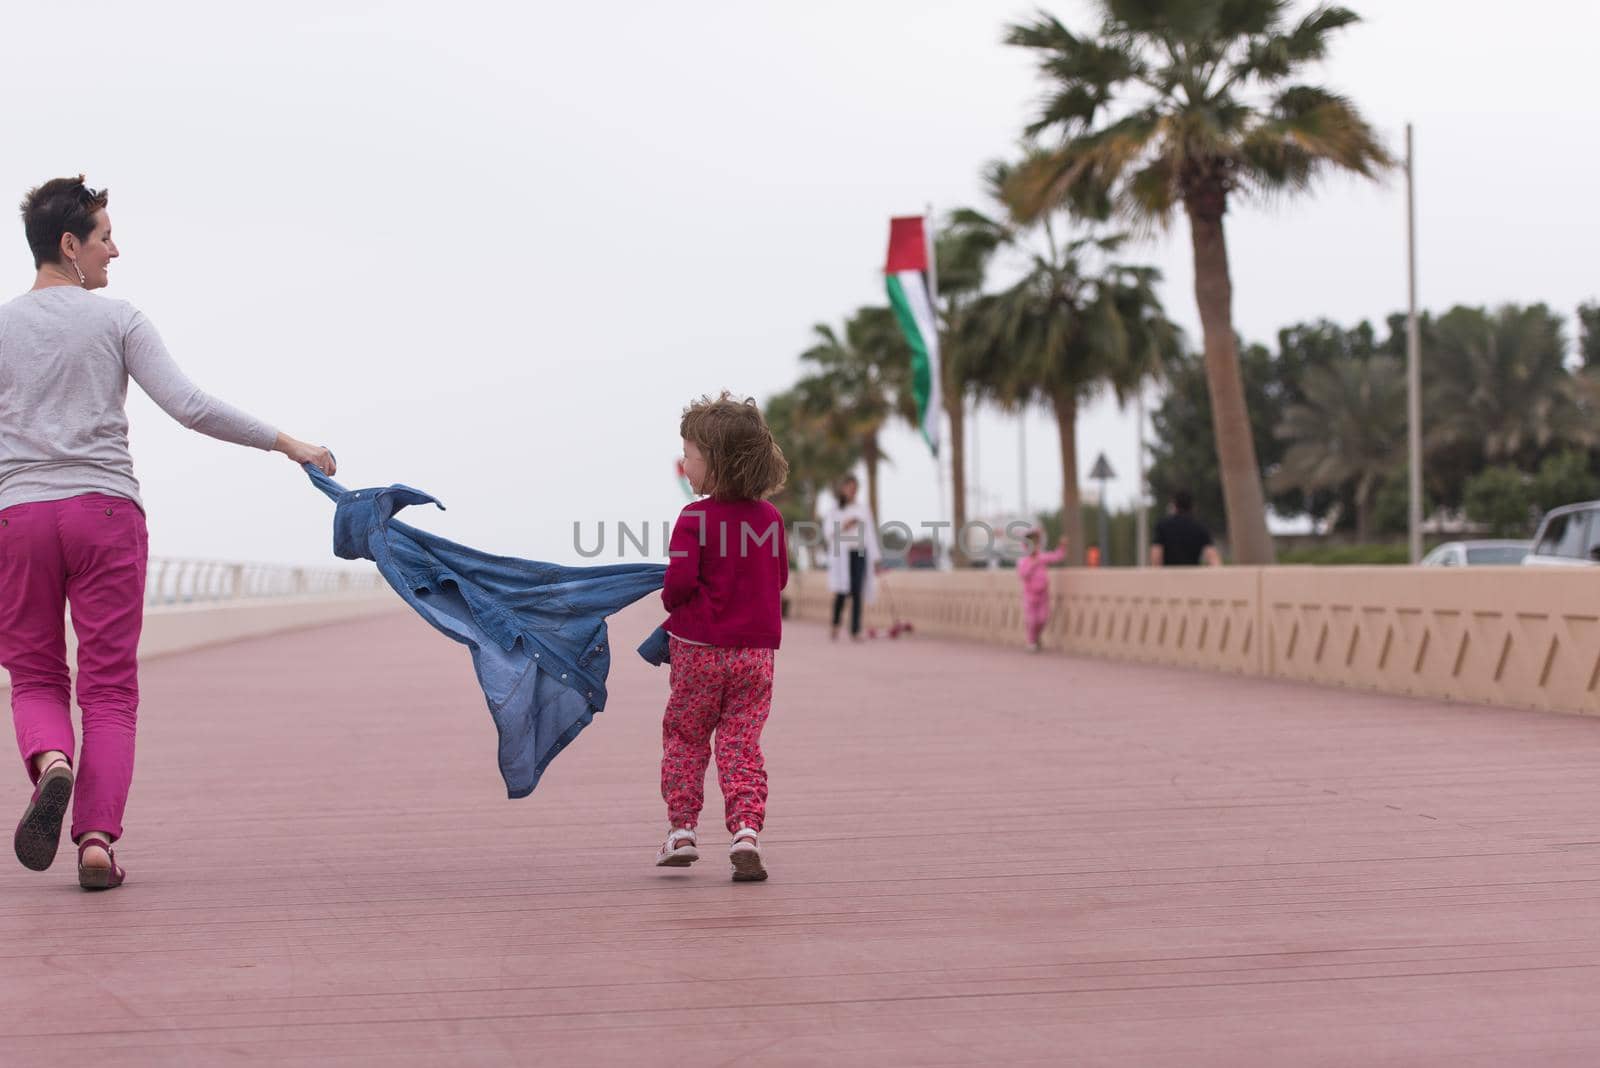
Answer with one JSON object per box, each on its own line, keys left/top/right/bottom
{"left": 124, "top": 310, "right": 333, "bottom": 474}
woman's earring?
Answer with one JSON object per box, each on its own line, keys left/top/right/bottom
{"left": 70, "top": 258, "right": 85, "bottom": 285}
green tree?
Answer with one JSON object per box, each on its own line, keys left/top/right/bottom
{"left": 796, "top": 307, "right": 912, "bottom": 523}
{"left": 935, "top": 207, "right": 1007, "bottom": 560}
{"left": 1270, "top": 318, "right": 1383, "bottom": 523}
{"left": 973, "top": 156, "right": 1181, "bottom": 564}
{"left": 1426, "top": 304, "right": 1592, "bottom": 479}
{"left": 1531, "top": 449, "right": 1600, "bottom": 513}
{"left": 1463, "top": 466, "right": 1534, "bottom": 538}
{"left": 1371, "top": 470, "right": 1431, "bottom": 538}
{"left": 763, "top": 387, "right": 855, "bottom": 539}
{"left": 1272, "top": 354, "right": 1407, "bottom": 542}
{"left": 1578, "top": 301, "right": 1600, "bottom": 369}
{"left": 1147, "top": 340, "right": 1277, "bottom": 544}
{"left": 1005, "top": 1, "right": 1393, "bottom": 563}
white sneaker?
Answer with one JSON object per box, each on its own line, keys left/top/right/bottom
{"left": 729, "top": 826, "right": 767, "bottom": 882}
{"left": 655, "top": 827, "right": 699, "bottom": 867}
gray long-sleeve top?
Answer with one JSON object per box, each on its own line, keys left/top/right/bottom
{"left": 0, "top": 286, "right": 278, "bottom": 513}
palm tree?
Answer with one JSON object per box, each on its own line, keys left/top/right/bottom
{"left": 935, "top": 208, "right": 1008, "bottom": 560}
{"left": 1272, "top": 355, "right": 1406, "bottom": 542}
{"left": 1427, "top": 304, "right": 1592, "bottom": 470}
{"left": 763, "top": 387, "right": 855, "bottom": 546}
{"left": 973, "top": 159, "right": 1182, "bottom": 563}
{"left": 796, "top": 307, "right": 911, "bottom": 523}
{"left": 1005, "top": 1, "right": 1393, "bottom": 564}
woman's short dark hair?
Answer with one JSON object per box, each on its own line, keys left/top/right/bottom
{"left": 19, "top": 175, "right": 108, "bottom": 269}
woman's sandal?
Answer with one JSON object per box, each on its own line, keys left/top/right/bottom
{"left": 77, "top": 838, "right": 126, "bottom": 891}
{"left": 13, "top": 757, "right": 73, "bottom": 872}
{"left": 729, "top": 827, "right": 767, "bottom": 882}
{"left": 654, "top": 827, "right": 699, "bottom": 867}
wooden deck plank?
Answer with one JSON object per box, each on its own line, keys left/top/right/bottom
{"left": 5, "top": 605, "right": 1600, "bottom": 1064}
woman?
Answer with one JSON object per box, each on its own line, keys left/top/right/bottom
{"left": 823, "top": 475, "right": 880, "bottom": 641}
{"left": 1, "top": 175, "right": 334, "bottom": 889}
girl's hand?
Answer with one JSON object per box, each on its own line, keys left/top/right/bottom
{"left": 276, "top": 433, "right": 336, "bottom": 476}
{"left": 1057, "top": 536, "right": 1068, "bottom": 549}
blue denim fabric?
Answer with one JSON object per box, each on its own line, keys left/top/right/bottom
{"left": 305, "top": 465, "right": 668, "bottom": 797}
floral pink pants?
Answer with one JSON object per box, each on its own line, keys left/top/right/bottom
{"left": 661, "top": 637, "right": 773, "bottom": 834}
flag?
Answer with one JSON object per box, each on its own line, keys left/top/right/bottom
{"left": 885, "top": 215, "right": 941, "bottom": 455}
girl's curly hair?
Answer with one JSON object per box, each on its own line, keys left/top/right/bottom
{"left": 680, "top": 391, "right": 789, "bottom": 502}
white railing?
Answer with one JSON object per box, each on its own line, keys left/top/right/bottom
{"left": 144, "top": 557, "right": 384, "bottom": 607}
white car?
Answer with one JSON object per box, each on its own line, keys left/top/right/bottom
{"left": 1523, "top": 502, "right": 1600, "bottom": 567}
{"left": 1421, "top": 540, "right": 1530, "bottom": 566}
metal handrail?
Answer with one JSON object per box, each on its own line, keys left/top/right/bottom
{"left": 144, "top": 557, "right": 384, "bottom": 607}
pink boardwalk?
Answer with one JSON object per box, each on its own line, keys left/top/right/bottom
{"left": 6, "top": 605, "right": 1600, "bottom": 1065}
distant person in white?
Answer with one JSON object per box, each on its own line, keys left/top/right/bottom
{"left": 823, "top": 475, "right": 881, "bottom": 641}
{"left": 0, "top": 175, "right": 334, "bottom": 890}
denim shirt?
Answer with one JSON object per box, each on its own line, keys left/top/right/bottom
{"left": 305, "top": 465, "right": 668, "bottom": 797}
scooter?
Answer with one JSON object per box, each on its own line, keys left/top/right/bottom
{"left": 865, "top": 572, "right": 914, "bottom": 640}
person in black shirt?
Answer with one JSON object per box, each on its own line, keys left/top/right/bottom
{"left": 1151, "top": 490, "right": 1223, "bottom": 567}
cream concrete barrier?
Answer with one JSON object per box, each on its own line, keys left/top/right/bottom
{"left": 1263, "top": 566, "right": 1600, "bottom": 714}
{"left": 790, "top": 566, "right": 1600, "bottom": 717}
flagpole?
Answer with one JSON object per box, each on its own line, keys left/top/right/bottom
{"left": 926, "top": 203, "right": 951, "bottom": 571}
{"left": 971, "top": 392, "right": 980, "bottom": 529}
{"left": 1019, "top": 414, "right": 1028, "bottom": 518}
{"left": 1406, "top": 123, "right": 1423, "bottom": 565}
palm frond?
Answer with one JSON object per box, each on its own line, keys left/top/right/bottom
{"left": 1006, "top": 0, "right": 1386, "bottom": 229}
{"left": 1005, "top": 110, "right": 1163, "bottom": 222}
{"left": 1238, "top": 85, "right": 1394, "bottom": 192}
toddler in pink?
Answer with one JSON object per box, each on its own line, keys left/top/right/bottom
{"left": 1016, "top": 529, "right": 1067, "bottom": 652}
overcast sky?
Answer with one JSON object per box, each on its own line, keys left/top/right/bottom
{"left": 5, "top": 1, "right": 1597, "bottom": 566}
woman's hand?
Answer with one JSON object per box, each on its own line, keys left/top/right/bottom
{"left": 275, "top": 433, "right": 336, "bottom": 476}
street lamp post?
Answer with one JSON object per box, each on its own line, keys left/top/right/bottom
{"left": 1090, "top": 452, "right": 1116, "bottom": 564}
{"left": 1135, "top": 386, "right": 1149, "bottom": 568}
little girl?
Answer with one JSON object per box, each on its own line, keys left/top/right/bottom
{"left": 655, "top": 392, "right": 790, "bottom": 881}
{"left": 1017, "top": 528, "right": 1068, "bottom": 652}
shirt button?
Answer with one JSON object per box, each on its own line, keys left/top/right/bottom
{"left": 560, "top": 673, "right": 567, "bottom": 680}
{"left": 104, "top": 508, "right": 113, "bottom": 516}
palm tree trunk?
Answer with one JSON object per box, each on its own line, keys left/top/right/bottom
{"left": 804, "top": 484, "right": 823, "bottom": 569}
{"left": 947, "top": 388, "right": 968, "bottom": 566}
{"left": 1186, "top": 196, "right": 1276, "bottom": 564}
{"left": 1050, "top": 386, "right": 1086, "bottom": 566}
{"left": 1355, "top": 474, "right": 1375, "bottom": 545}
{"left": 862, "top": 435, "right": 882, "bottom": 526}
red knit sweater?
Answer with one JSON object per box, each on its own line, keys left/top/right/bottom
{"left": 662, "top": 499, "right": 789, "bottom": 648}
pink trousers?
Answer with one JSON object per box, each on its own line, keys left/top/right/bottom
{"left": 661, "top": 637, "right": 774, "bottom": 834}
{"left": 1024, "top": 595, "right": 1049, "bottom": 646}
{"left": 0, "top": 494, "right": 147, "bottom": 842}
